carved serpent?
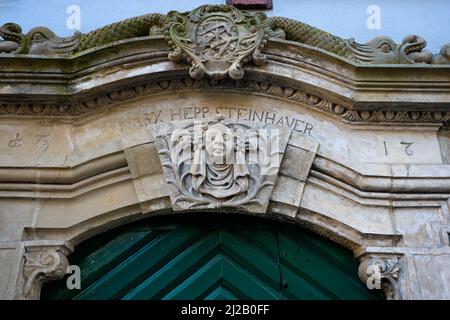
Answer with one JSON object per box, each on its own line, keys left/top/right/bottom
{"left": 0, "top": 8, "right": 448, "bottom": 64}
{"left": 76, "top": 13, "right": 168, "bottom": 52}
{"left": 0, "top": 22, "right": 28, "bottom": 53}
{"left": 263, "top": 16, "right": 355, "bottom": 59}
{"left": 264, "top": 16, "right": 434, "bottom": 63}
{"left": 74, "top": 14, "right": 440, "bottom": 64}
{"left": 76, "top": 14, "right": 354, "bottom": 58}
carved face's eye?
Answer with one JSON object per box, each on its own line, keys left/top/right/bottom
{"left": 379, "top": 42, "right": 392, "bottom": 53}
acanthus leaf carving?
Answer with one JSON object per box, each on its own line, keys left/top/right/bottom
{"left": 22, "top": 246, "right": 70, "bottom": 300}
{"left": 358, "top": 256, "right": 402, "bottom": 300}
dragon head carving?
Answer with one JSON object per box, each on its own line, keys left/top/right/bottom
{"left": 432, "top": 43, "right": 450, "bottom": 64}
{"left": 348, "top": 34, "right": 432, "bottom": 64}
{"left": 0, "top": 22, "right": 80, "bottom": 55}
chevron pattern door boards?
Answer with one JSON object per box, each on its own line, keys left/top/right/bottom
{"left": 41, "top": 214, "right": 382, "bottom": 300}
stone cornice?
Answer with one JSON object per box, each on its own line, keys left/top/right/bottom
{"left": 0, "top": 73, "right": 448, "bottom": 127}
{"left": 0, "top": 36, "right": 449, "bottom": 125}
{"left": 1, "top": 4, "right": 449, "bottom": 65}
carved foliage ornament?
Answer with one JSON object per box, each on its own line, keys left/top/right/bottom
{"left": 165, "top": 5, "right": 268, "bottom": 80}
{"left": 358, "top": 256, "right": 401, "bottom": 300}
{"left": 22, "top": 247, "right": 69, "bottom": 299}
{"left": 151, "top": 114, "right": 291, "bottom": 212}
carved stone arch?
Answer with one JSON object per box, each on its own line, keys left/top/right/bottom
{"left": 4, "top": 4, "right": 450, "bottom": 301}
{"left": 15, "top": 113, "right": 391, "bottom": 299}
{"left": 11, "top": 79, "right": 414, "bottom": 300}
{"left": 21, "top": 208, "right": 391, "bottom": 300}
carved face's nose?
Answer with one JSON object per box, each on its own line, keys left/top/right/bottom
{"left": 211, "top": 135, "right": 226, "bottom": 158}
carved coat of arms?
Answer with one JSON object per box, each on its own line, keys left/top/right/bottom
{"left": 151, "top": 114, "right": 291, "bottom": 212}
{"left": 165, "top": 5, "right": 268, "bottom": 80}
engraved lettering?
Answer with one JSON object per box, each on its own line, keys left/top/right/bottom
{"left": 8, "top": 133, "right": 23, "bottom": 148}
{"left": 304, "top": 122, "right": 313, "bottom": 136}
{"left": 293, "top": 119, "right": 305, "bottom": 132}
{"left": 36, "top": 134, "right": 50, "bottom": 152}
{"left": 383, "top": 141, "right": 388, "bottom": 155}
{"left": 264, "top": 112, "right": 276, "bottom": 124}
{"left": 252, "top": 110, "right": 264, "bottom": 122}
{"left": 170, "top": 108, "right": 182, "bottom": 121}
{"left": 183, "top": 107, "right": 194, "bottom": 120}
{"left": 400, "top": 141, "right": 414, "bottom": 156}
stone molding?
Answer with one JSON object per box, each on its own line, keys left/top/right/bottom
{"left": 271, "top": 131, "right": 319, "bottom": 216}
{"left": 0, "top": 151, "right": 450, "bottom": 196}
{"left": 1, "top": 152, "right": 450, "bottom": 202}
{"left": 0, "top": 77, "right": 448, "bottom": 127}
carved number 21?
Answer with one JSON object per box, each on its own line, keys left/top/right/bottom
{"left": 383, "top": 141, "right": 414, "bottom": 156}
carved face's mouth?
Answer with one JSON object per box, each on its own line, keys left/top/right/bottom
{"left": 208, "top": 141, "right": 235, "bottom": 164}
{"left": 403, "top": 42, "right": 426, "bottom": 55}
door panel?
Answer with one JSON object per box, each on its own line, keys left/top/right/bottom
{"left": 41, "top": 214, "right": 382, "bottom": 300}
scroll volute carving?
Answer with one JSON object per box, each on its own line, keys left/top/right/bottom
{"left": 22, "top": 246, "right": 71, "bottom": 300}
{"left": 358, "top": 256, "right": 402, "bottom": 300}
{"left": 165, "top": 5, "right": 268, "bottom": 80}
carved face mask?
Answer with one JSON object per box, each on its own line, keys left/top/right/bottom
{"left": 205, "top": 123, "right": 234, "bottom": 164}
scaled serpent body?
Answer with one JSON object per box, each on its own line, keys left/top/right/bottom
{"left": 76, "top": 13, "right": 168, "bottom": 52}
{"left": 263, "top": 17, "right": 354, "bottom": 59}
{"left": 76, "top": 14, "right": 353, "bottom": 57}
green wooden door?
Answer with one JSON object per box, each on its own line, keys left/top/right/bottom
{"left": 41, "top": 214, "right": 382, "bottom": 300}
